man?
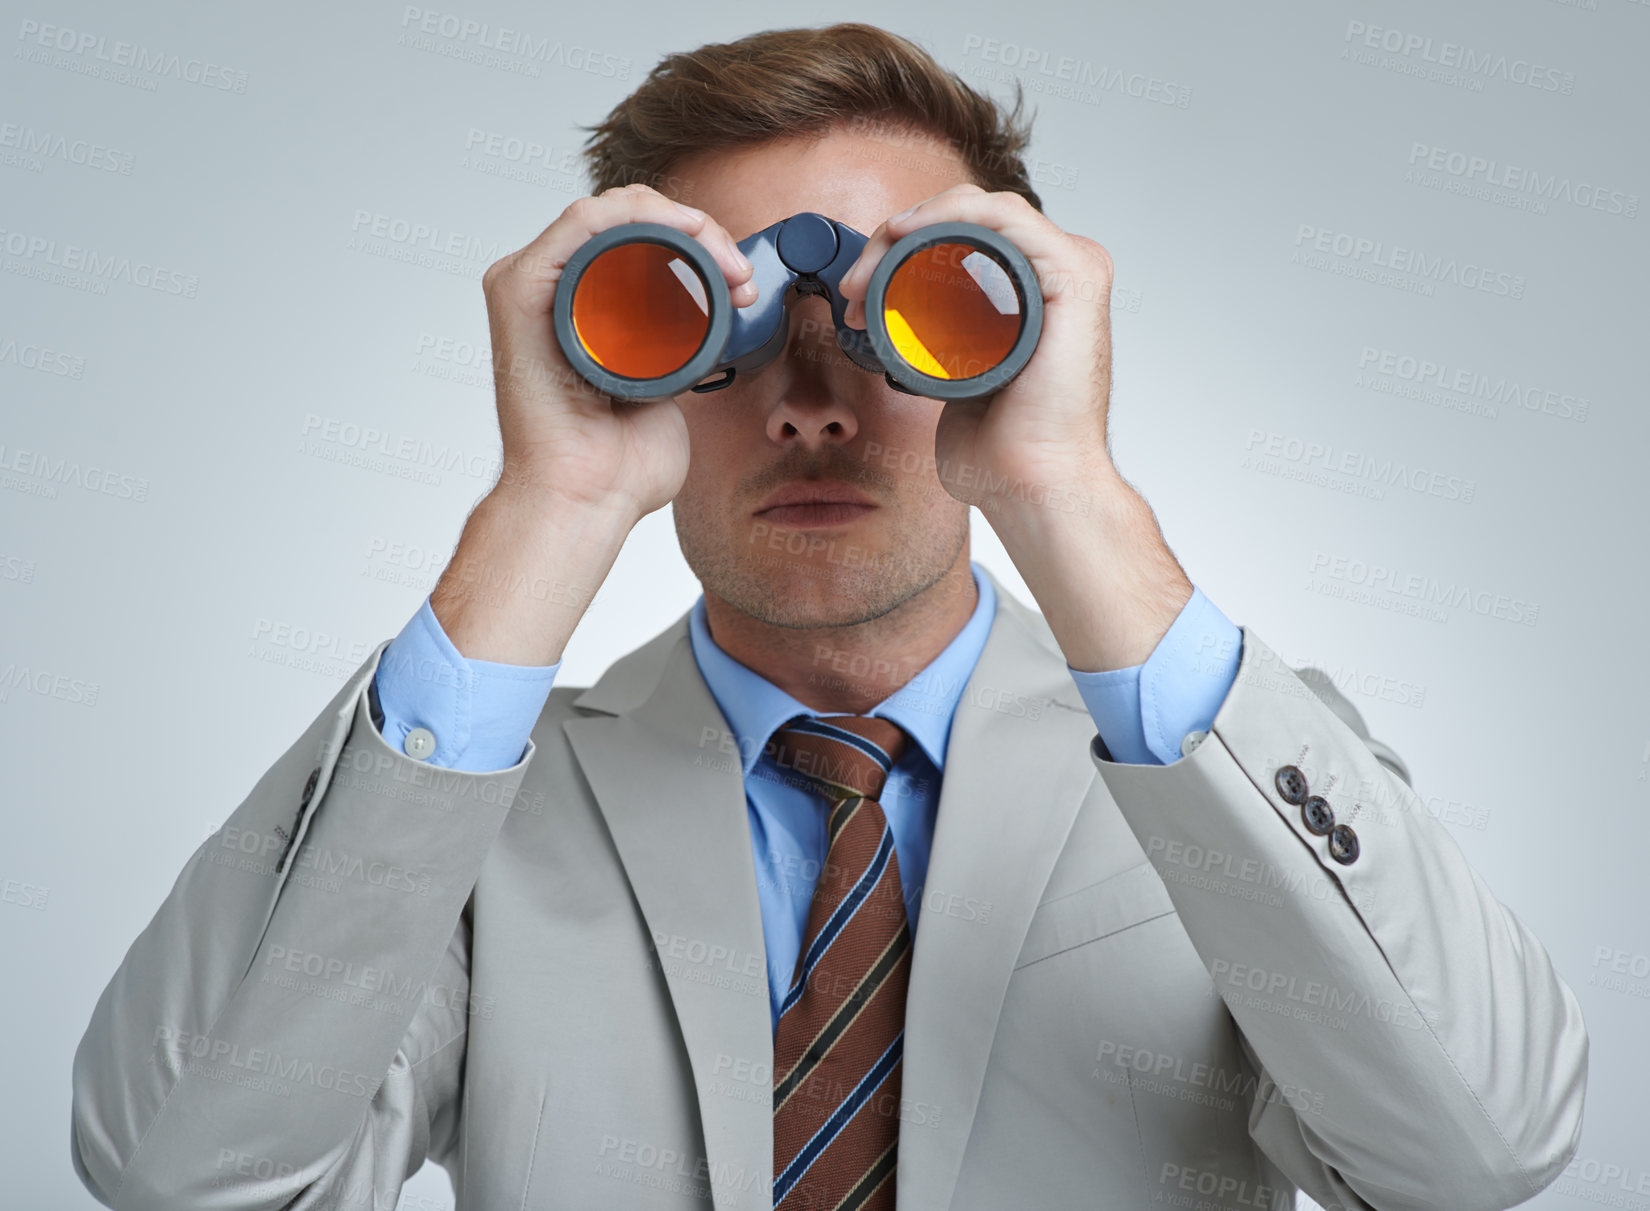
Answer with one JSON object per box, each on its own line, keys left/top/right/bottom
{"left": 71, "top": 23, "right": 1585, "bottom": 1211}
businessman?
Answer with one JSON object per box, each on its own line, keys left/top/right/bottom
{"left": 71, "top": 23, "right": 1586, "bottom": 1211}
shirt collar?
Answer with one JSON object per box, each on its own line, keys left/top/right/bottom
{"left": 687, "top": 562, "right": 997, "bottom": 776}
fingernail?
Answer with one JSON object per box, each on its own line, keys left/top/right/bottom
{"left": 674, "top": 201, "right": 704, "bottom": 219}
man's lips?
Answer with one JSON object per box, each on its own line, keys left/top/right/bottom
{"left": 753, "top": 482, "right": 879, "bottom": 528}
{"left": 756, "top": 502, "right": 877, "bottom": 527}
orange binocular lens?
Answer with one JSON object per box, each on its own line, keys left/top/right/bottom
{"left": 879, "top": 242, "right": 1022, "bottom": 381}
{"left": 570, "top": 241, "right": 712, "bottom": 379}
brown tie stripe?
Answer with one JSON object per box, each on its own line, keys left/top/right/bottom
{"left": 768, "top": 715, "right": 913, "bottom": 1211}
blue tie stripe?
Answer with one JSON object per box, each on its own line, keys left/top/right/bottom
{"left": 786, "top": 716, "right": 896, "bottom": 771}
{"left": 772, "top": 1030, "right": 904, "bottom": 1205}
{"left": 777, "top": 827, "right": 896, "bottom": 1021}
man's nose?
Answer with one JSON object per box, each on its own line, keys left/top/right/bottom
{"left": 764, "top": 297, "right": 859, "bottom": 448}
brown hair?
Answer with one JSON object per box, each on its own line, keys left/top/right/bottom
{"left": 577, "top": 23, "right": 1044, "bottom": 213}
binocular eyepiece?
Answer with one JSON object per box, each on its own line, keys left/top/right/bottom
{"left": 552, "top": 212, "right": 1043, "bottom": 403}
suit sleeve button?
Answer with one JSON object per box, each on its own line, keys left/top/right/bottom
{"left": 1329, "top": 824, "right": 1360, "bottom": 864}
{"left": 1302, "top": 795, "right": 1335, "bottom": 835}
{"left": 1275, "top": 764, "right": 1309, "bottom": 805}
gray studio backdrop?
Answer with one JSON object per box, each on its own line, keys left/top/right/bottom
{"left": 3, "top": 0, "right": 1645, "bottom": 1206}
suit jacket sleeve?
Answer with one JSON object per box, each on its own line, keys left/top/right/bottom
{"left": 1090, "top": 625, "right": 1588, "bottom": 1211}
{"left": 69, "top": 642, "right": 533, "bottom": 1210}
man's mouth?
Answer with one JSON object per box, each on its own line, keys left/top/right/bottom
{"left": 754, "top": 482, "right": 879, "bottom": 528}
{"left": 758, "top": 502, "right": 877, "bottom": 527}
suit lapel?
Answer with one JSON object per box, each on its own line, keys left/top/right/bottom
{"left": 564, "top": 622, "right": 774, "bottom": 1211}
{"left": 560, "top": 572, "right": 1101, "bottom": 1211}
{"left": 896, "top": 575, "right": 1100, "bottom": 1211}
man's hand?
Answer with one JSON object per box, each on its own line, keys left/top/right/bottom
{"left": 431, "top": 184, "right": 756, "bottom": 666}
{"left": 838, "top": 184, "right": 1193, "bottom": 673}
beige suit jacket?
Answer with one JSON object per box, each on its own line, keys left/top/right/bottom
{"left": 70, "top": 568, "right": 1587, "bottom": 1210}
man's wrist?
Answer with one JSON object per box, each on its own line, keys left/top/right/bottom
{"left": 985, "top": 463, "right": 1192, "bottom": 672}
{"left": 430, "top": 487, "right": 631, "bottom": 666}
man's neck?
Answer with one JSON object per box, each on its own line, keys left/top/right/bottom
{"left": 701, "top": 555, "right": 980, "bottom": 714}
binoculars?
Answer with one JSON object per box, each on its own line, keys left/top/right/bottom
{"left": 552, "top": 211, "right": 1043, "bottom": 403}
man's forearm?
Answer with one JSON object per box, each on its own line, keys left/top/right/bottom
{"left": 987, "top": 463, "right": 1193, "bottom": 673}
{"left": 430, "top": 481, "right": 636, "bottom": 666}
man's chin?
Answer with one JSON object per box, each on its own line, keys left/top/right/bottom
{"left": 677, "top": 506, "right": 970, "bottom": 630}
{"left": 732, "top": 555, "right": 900, "bottom": 628}
{"left": 749, "top": 560, "right": 884, "bottom": 617}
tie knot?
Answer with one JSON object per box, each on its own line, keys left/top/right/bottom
{"left": 765, "top": 714, "right": 912, "bottom": 805}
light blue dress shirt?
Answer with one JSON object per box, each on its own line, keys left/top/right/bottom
{"left": 687, "top": 568, "right": 996, "bottom": 1027}
{"left": 371, "top": 563, "right": 1242, "bottom": 1027}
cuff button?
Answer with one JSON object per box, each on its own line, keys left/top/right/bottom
{"left": 1301, "top": 795, "right": 1334, "bottom": 835}
{"left": 1329, "top": 823, "right": 1360, "bottom": 864}
{"left": 1180, "top": 730, "right": 1207, "bottom": 758}
{"left": 1274, "top": 764, "right": 1309, "bottom": 805}
{"left": 404, "top": 726, "right": 437, "bottom": 761}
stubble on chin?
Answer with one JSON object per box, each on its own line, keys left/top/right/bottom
{"left": 673, "top": 502, "right": 969, "bottom": 630}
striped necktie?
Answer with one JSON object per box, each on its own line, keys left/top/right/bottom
{"left": 765, "top": 714, "right": 913, "bottom": 1211}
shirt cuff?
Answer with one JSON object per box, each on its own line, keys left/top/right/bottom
{"left": 372, "top": 596, "right": 560, "bottom": 772}
{"left": 1067, "top": 586, "right": 1243, "bottom": 765}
